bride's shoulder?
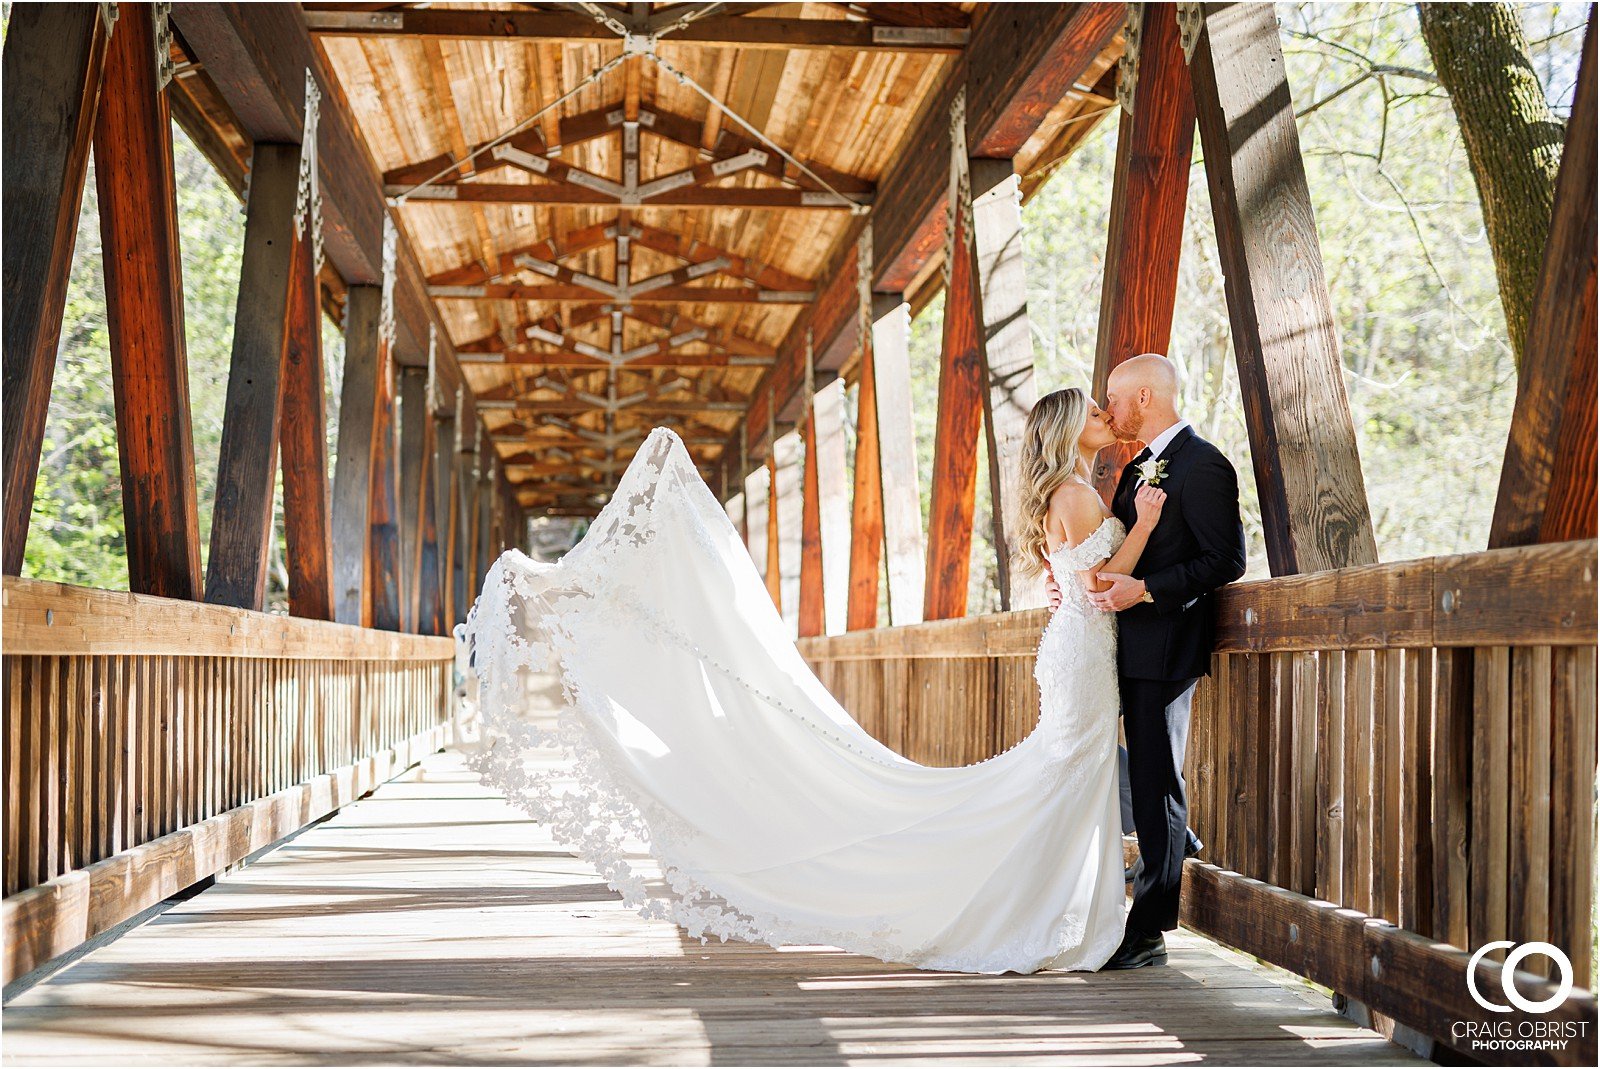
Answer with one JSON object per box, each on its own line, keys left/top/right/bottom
{"left": 1051, "top": 481, "right": 1109, "bottom": 539}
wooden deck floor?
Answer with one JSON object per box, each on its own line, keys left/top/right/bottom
{"left": 4, "top": 736, "right": 1426, "bottom": 1066}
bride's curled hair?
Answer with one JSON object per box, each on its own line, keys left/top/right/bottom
{"left": 1014, "top": 387, "right": 1090, "bottom": 578}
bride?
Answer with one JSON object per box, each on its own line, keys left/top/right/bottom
{"left": 461, "top": 387, "right": 1167, "bottom": 973}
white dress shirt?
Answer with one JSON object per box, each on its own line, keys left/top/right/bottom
{"left": 1133, "top": 419, "right": 1191, "bottom": 486}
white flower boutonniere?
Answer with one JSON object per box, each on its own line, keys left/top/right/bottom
{"left": 1137, "top": 458, "right": 1169, "bottom": 486}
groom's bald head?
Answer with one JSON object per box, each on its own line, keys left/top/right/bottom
{"left": 1105, "top": 353, "right": 1182, "bottom": 442}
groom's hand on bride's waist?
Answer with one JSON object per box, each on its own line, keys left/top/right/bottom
{"left": 1089, "top": 573, "right": 1147, "bottom": 612}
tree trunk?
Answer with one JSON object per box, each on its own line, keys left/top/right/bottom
{"left": 1418, "top": 2, "right": 1566, "bottom": 371}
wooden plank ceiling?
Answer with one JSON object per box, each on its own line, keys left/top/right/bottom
{"left": 307, "top": 2, "right": 1119, "bottom": 514}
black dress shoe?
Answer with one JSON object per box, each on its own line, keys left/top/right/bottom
{"left": 1102, "top": 929, "right": 1168, "bottom": 970}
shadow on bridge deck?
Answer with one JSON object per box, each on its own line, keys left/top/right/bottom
{"left": 2, "top": 743, "right": 1426, "bottom": 1066}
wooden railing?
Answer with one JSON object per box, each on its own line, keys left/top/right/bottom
{"left": 799, "top": 540, "right": 1598, "bottom": 1066}
{"left": 1, "top": 576, "right": 456, "bottom": 983}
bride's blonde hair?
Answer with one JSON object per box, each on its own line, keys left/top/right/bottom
{"left": 1014, "top": 388, "right": 1090, "bottom": 578}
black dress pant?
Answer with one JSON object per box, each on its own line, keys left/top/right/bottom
{"left": 1120, "top": 675, "right": 1198, "bottom": 934}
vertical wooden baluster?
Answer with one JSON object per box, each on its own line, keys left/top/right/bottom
{"left": 40, "top": 657, "right": 61, "bottom": 883}
{"left": 1550, "top": 644, "right": 1596, "bottom": 987}
{"left": 1470, "top": 645, "right": 1511, "bottom": 958}
{"left": 5, "top": 657, "right": 23, "bottom": 894}
{"left": 1316, "top": 650, "right": 1344, "bottom": 905}
{"left": 1400, "top": 648, "right": 1435, "bottom": 935}
{"left": 1376, "top": 647, "right": 1404, "bottom": 921}
{"left": 1291, "top": 651, "right": 1319, "bottom": 897}
{"left": 1432, "top": 647, "right": 1471, "bottom": 947}
{"left": 1509, "top": 645, "right": 1552, "bottom": 955}
{"left": 1343, "top": 650, "right": 1373, "bottom": 915}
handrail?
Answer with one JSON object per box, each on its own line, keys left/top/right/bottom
{"left": 2, "top": 577, "right": 457, "bottom": 984}
{"left": 798, "top": 539, "right": 1595, "bottom": 660}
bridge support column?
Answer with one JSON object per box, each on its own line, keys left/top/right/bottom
{"left": 1, "top": 4, "right": 110, "bottom": 576}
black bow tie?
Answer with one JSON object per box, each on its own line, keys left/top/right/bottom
{"left": 1131, "top": 447, "right": 1153, "bottom": 467}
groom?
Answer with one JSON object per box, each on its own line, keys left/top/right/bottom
{"left": 1083, "top": 353, "right": 1245, "bottom": 969}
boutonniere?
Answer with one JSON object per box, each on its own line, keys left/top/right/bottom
{"left": 1137, "top": 458, "right": 1169, "bottom": 486}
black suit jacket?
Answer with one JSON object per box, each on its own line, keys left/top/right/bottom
{"left": 1110, "top": 426, "right": 1247, "bottom": 682}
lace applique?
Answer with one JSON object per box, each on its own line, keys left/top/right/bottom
{"left": 1055, "top": 515, "right": 1121, "bottom": 573}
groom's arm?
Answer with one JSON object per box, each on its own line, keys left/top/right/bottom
{"left": 1141, "top": 452, "right": 1246, "bottom": 614}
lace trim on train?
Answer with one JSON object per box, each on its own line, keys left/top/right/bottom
{"left": 460, "top": 427, "right": 1099, "bottom": 974}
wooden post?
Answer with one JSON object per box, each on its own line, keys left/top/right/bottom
{"left": 925, "top": 142, "right": 987, "bottom": 620}
{"left": 205, "top": 144, "right": 298, "bottom": 610}
{"left": 799, "top": 410, "right": 825, "bottom": 638}
{"left": 433, "top": 390, "right": 458, "bottom": 628}
{"left": 847, "top": 339, "right": 886, "bottom": 631}
{"left": 280, "top": 224, "right": 335, "bottom": 620}
{"left": 1189, "top": 2, "right": 1378, "bottom": 574}
{"left": 765, "top": 451, "right": 782, "bottom": 612}
{"left": 1091, "top": 3, "right": 1195, "bottom": 504}
{"left": 455, "top": 406, "right": 478, "bottom": 619}
{"left": 476, "top": 425, "right": 495, "bottom": 591}
{"left": 969, "top": 157, "right": 1039, "bottom": 609}
{"left": 367, "top": 347, "right": 402, "bottom": 632}
{"left": 1, "top": 4, "right": 110, "bottom": 575}
{"left": 95, "top": 3, "right": 204, "bottom": 599}
{"left": 416, "top": 414, "right": 444, "bottom": 636}
{"left": 1489, "top": 14, "right": 1596, "bottom": 548}
{"left": 399, "top": 366, "right": 428, "bottom": 630}
{"left": 331, "top": 285, "right": 381, "bottom": 625}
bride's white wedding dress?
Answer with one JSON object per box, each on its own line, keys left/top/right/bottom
{"left": 461, "top": 428, "right": 1125, "bottom": 973}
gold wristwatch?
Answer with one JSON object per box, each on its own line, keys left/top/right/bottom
{"left": 1140, "top": 589, "right": 1154, "bottom": 604}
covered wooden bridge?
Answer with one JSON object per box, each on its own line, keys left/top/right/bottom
{"left": 2, "top": 2, "right": 1596, "bottom": 1065}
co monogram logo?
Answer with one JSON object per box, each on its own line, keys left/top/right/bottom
{"left": 1467, "top": 942, "right": 1574, "bottom": 1014}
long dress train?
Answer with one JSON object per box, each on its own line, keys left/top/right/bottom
{"left": 460, "top": 428, "right": 1125, "bottom": 974}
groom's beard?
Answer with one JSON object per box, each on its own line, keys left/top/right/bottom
{"left": 1112, "top": 411, "right": 1143, "bottom": 442}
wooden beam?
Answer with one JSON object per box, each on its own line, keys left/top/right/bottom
{"left": 96, "top": 3, "right": 203, "bottom": 600}
{"left": 331, "top": 286, "right": 381, "bottom": 625}
{"left": 1, "top": 4, "right": 110, "bottom": 575}
{"left": 368, "top": 352, "right": 402, "bottom": 632}
{"left": 765, "top": 452, "right": 782, "bottom": 612}
{"left": 847, "top": 325, "right": 885, "bottom": 631}
{"left": 1182, "top": 861, "right": 1598, "bottom": 1068}
{"left": 1188, "top": 2, "right": 1377, "bottom": 574}
{"left": 727, "top": 4, "right": 1122, "bottom": 483}
{"left": 873, "top": 3, "right": 1124, "bottom": 291}
{"left": 432, "top": 389, "right": 458, "bottom": 629}
{"left": 456, "top": 349, "right": 774, "bottom": 370}
{"left": 392, "top": 182, "right": 864, "bottom": 210}
{"left": 923, "top": 203, "right": 985, "bottom": 621}
{"left": 205, "top": 144, "right": 298, "bottom": 610}
{"left": 429, "top": 283, "right": 812, "bottom": 305}
{"left": 477, "top": 431, "right": 496, "bottom": 592}
{"left": 302, "top": 9, "right": 967, "bottom": 51}
{"left": 968, "top": 158, "right": 1039, "bottom": 610}
{"left": 454, "top": 405, "right": 477, "bottom": 623}
{"left": 1490, "top": 14, "right": 1597, "bottom": 548}
{"left": 169, "top": 4, "right": 470, "bottom": 402}
{"left": 798, "top": 409, "right": 825, "bottom": 638}
{"left": 281, "top": 226, "right": 336, "bottom": 620}
{"left": 1090, "top": 4, "right": 1195, "bottom": 504}
{"left": 625, "top": 223, "right": 815, "bottom": 294}
{"left": 417, "top": 421, "right": 444, "bottom": 636}
{"left": 399, "top": 367, "right": 428, "bottom": 631}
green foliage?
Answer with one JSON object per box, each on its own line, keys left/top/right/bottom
{"left": 24, "top": 125, "right": 245, "bottom": 589}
